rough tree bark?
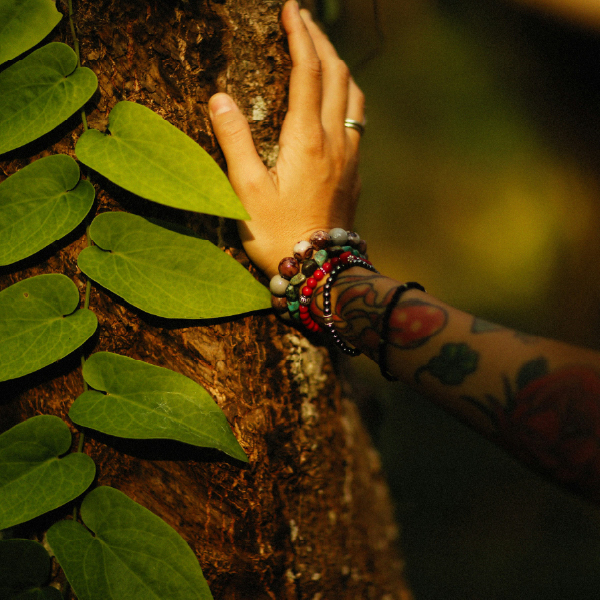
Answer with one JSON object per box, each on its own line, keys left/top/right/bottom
{"left": 0, "top": 1, "right": 413, "bottom": 598}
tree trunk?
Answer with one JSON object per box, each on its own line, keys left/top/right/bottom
{"left": 0, "top": 1, "right": 412, "bottom": 598}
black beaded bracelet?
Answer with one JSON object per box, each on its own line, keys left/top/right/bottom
{"left": 321, "top": 256, "right": 379, "bottom": 356}
{"left": 378, "top": 282, "right": 426, "bottom": 381}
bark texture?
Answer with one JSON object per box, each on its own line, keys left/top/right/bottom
{"left": 0, "top": 1, "right": 412, "bottom": 598}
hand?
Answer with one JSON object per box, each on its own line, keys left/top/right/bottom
{"left": 208, "top": 0, "right": 365, "bottom": 279}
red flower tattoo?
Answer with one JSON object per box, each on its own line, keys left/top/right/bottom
{"left": 389, "top": 300, "right": 447, "bottom": 349}
{"left": 499, "top": 366, "right": 600, "bottom": 485}
{"left": 465, "top": 359, "right": 600, "bottom": 494}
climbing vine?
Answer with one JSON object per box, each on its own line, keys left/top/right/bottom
{"left": 0, "top": 0, "right": 270, "bottom": 598}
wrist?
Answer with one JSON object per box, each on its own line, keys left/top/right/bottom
{"left": 268, "top": 228, "right": 370, "bottom": 333}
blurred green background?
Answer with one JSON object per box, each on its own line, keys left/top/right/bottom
{"left": 322, "top": 0, "right": 600, "bottom": 598}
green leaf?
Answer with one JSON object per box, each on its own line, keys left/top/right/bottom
{"left": 75, "top": 101, "right": 248, "bottom": 219}
{"left": 415, "top": 342, "right": 479, "bottom": 385}
{"left": 0, "top": 42, "right": 97, "bottom": 155}
{"left": 0, "top": 274, "right": 98, "bottom": 382}
{"left": 47, "top": 486, "right": 214, "bottom": 600}
{"left": 70, "top": 352, "right": 247, "bottom": 461}
{"left": 0, "top": 0, "right": 62, "bottom": 66}
{"left": 0, "top": 154, "right": 94, "bottom": 266}
{"left": 0, "top": 415, "right": 96, "bottom": 530}
{"left": 516, "top": 357, "right": 549, "bottom": 391}
{"left": 78, "top": 211, "right": 270, "bottom": 318}
{"left": 0, "top": 539, "right": 62, "bottom": 600}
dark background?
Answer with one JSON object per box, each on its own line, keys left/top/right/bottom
{"left": 324, "top": 0, "right": 600, "bottom": 598}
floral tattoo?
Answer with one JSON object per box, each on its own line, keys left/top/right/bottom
{"left": 313, "top": 273, "right": 448, "bottom": 355}
{"left": 463, "top": 357, "right": 600, "bottom": 496}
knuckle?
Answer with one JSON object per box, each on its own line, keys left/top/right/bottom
{"left": 303, "top": 129, "right": 326, "bottom": 155}
{"left": 355, "top": 89, "right": 366, "bottom": 111}
{"left": 334, "top": 59, "right": 350, "bottom": 82}
{"left": 301, "top": 56, "right": 323, "bottom": 81}
{"left": 218, "top": 115, "right": 248, "bottom": 142}
{"left": 350, "top": 78, "right": 366, "bottom": 109}
{"left": 243, "top": 171, "right": 265, "bottom": 195}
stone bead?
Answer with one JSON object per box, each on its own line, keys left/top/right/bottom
{"left": 285, "top": 284, "right": 299, "bottom": 302}
{"left": 287, "top": 300, "right": 300, "bottom": 313}
{"left": 271, "top": 295, "right": 288, "bottom": 313}
{"left": 358, "top": 240, "right": 367, "bottom": 255}
{"left": 313, "top": 249, "right": 328, "bottom": 266}
{"left": 293, "top": 240, "right": 314, "bottom": 262}
{"left": 290, "top": 272, "right": 306, "bottom": 286}
{"left": 278, "top": 256, "right": 299, "bottom": 279}
{"left": 269, "top": 274, "right": 288, "bottom": 296}
{"left": 346, "top": 231, "right": 361, "bottom": 247}
{"left": 329, "top": 245, "right": 343, "bottom": 255}
{"left": 301, "top": 259, "right": 318, "bottom": 276}
{"left": 310, "top": 230, "right": 331, "bottom": 250}
{"left": 329, "top": 227, "right": 348, "bottom": 245}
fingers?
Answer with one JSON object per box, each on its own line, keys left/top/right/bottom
{"left": 281, "top": 1, "right": 323, "bottom": 134}
{"left": 345, "top": 78, "right": 366, "bottom": 149}
{"left": 208, "top": 93, "right": 271, "bottom": 200}
{"left": 346, "top": 78, "right": 365, "bottom": 122}
{"left": 295, "top": 5, "right": 365, "bottom": 148}
{"left": 300, "top": 9, "right": 349, "bottom": 134}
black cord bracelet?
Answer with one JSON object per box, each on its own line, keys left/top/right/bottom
{"left": 321, "top": 256, "right": 379, "bottom": 356}
{"left": 378, "top": 282, "right": 426, "bottom": 381}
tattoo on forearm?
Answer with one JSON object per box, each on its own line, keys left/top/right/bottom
{"left": 471, "top": 316, "right": 539, "bottom": 344}
{"left": 415, "top": 343, "right": 479, "bottom": 385}
{"left": 462, "top": 357, "right": 600, "bottom": 496}
{"left": 315, "top": 272, "right": 448, "bottom": 353}
{"left": 471, "top": 317, "right": 503, "bottom": 334}
{"left": 388, "top": 300, "right": 447, "bottom": 349}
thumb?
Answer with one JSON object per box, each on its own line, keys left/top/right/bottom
{"left": 208, "top": 93, "right": 268, "bottom": 190}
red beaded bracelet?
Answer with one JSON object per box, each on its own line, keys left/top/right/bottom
{"left": 269, "top": 229, "right": 369, "bottom": 339}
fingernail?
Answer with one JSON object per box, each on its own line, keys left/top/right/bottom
{"left": 209, "top": 93, "right": 234, "bottom": 118}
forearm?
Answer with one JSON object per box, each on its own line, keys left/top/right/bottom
{"left": 314, "top": 267, "right": 600, "bottom": 503}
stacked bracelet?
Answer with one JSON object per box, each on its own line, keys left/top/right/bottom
{"left": 270, "top": 229, "right": 425, "bottom": 370}
{"left": 320, "top": 255, "right": 379, "bottom": 355}
{"left": 269, "top": 228, "right": 369, "bottom": 330}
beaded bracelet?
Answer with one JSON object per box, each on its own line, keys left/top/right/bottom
{"left": 270, "top": 228, "right": 369, "bottom": 327}
{"left": 320, "top": 255, "right": 379, "bottom": 356}
{"left": 378, "top": 282, "right": 426, "bottom": 380}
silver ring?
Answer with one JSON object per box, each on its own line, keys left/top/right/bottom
{"left": 344, "top": 118, "right": 365, "bottom": 135}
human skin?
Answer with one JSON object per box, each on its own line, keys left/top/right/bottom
{"left": 208, "top": 0, "right": 363, "bottom": 280}
{"left": 209, "top": 0, "right": 600, "bottom": 504}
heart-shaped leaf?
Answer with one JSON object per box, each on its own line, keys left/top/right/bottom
{"left": 0, "top": 0, "right": 62, "bottom": 66}
{"left": 47, "top": 486, "right": 214, "bottom": 600}
{"left": 0, "top": 539, "right": 62, "bottom": 600}
{"left": 0, "top": 42, "right": 97, "bottom": 154}
{"left": 69, "top": 352, "right": 247, "bottom": 461}
{"left": 0, "top": 274, "right": 98, "bottom": 382}
{"left": 0, "top": 415, "right": 96, "bottom": 530}
{"left": 75, "top": 101, "right": 248, "bottom": 219}
{"left": 78, "top": 211, "right": 270, "bottom": 318}
{"left": 0, "top": 154, "right": 95, "bottom": 266}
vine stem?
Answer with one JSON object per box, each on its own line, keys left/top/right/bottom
{"left": 68, "top": 0, "right": 89, "bottom": 132}
{"left": 67, "top": 0, "right": 91, "bottom": 512}
{"left": 62, "top": 4, "right": 93, "bottom": 598}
